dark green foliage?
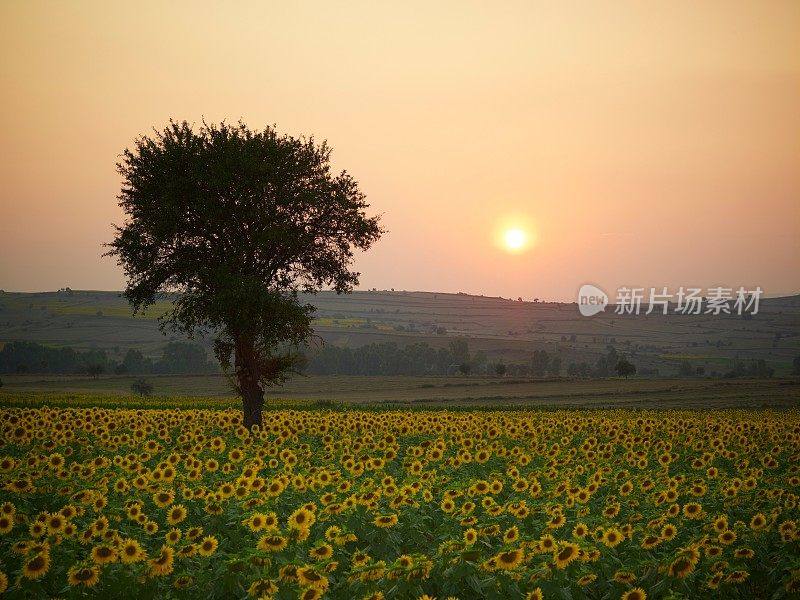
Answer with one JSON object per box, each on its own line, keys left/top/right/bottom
{"left": 86, "top": 364, "right": 105, "bottom": 378}
{"left": 106, "top": 120, "right": 382, "bottom": 427}
{"left": 678, "top": 360, "right": 694, "bottom": 376}
{"left": 0, "top": 341, "right": 113, "bottom": 375}
{"left": 615, "top": 356, "right": 637, "bottom": 378}
{"left": 724, "top": 359, "right": 774, "bottom": 378}
{"left": 0, "top": 341, "right": 215, "bottom": 375}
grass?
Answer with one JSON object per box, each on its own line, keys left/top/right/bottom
{"left": 1, "top": 374, "right": 797, "bottom": 409}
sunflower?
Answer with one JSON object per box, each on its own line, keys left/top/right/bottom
{"left": 148, "top": 545, "right": 175, "bottom": 577}
{"left": 539, "top": 534, "right": 557, "bottom": 553}
{"left": 660, "top": 524, "right": 677, "bottom": 540}
{"left": 602, "top": 528, "right": 624, "bottom": 548}
{"left": 144, "top": 520, "right": 159, "bottom": 535}
{"left": 621, "top": 589, "right": 647, "bottom": 600}
{"left": 750, "top": 513, "right": 767, "bottom": 530}
{"left": 718, "top": 530, "right": 737, "bottom": 544}
{"left": 0, "top": 571, "right": 7, "bottom": 594}
{"left": 504, "top": 526, "right": 520, "bottom": 543}
{"left": 572, "top": 522, "right": 588, "bottom": 538}
{"left": 296, "top": 566, "right": 329, "bottom": 591}
{"left": 46, "top": 512, "right": 65, "bottom": 533}
{"left": 726, "top": 570, "right": 749, "bottom": 583}
{"left": 67, "top": 564, "right": 100, "bottom": 588}
{"left": 23, "top": 553, "right": 50, "bottom": 579}
{"left": 553, "top": 542, "right": 580, "bottom": 569}
{"left": 614, "top": 570, "right": 637, "bottom": 584}
{"left": 166, "top": 528, "right": 182, "bottom": 545}
{"left": 120, "top": 538, "right": 146, "bottom": 563}
{"left": 351, "top": 550, "right": 370, "bottom": 567}
{"left": 288, "top": 507, "right": 316, "bottom": 531}
{"left": 198, "top": 535, "right": 219, "bottom": 556}
{"left": 0, "top": 515, "right": 13, "bottom": 534}
{"left": 177, "top": 543, "right": 197, "bottom": 558}
{"left": 248, "top": 578, "right": 279, "bottom": 597}
{"left": 167, "top": 504, "right": 187, "bottom": 525}
{"left": 495, "top": 548, "right": 523, "bottom": 570}
{"left": 464, "top": 528, "right": 478, "bottom": 545}
{"left": 258, "top": 534, "right": 288, "bottom": 552}
{"left": 153, "top": 490, "right": 175, "bottom": 508}
{"left": 310, "top": 543, "right": 334, "bottom": 560}
{"left": 527, "top": 589, "right": 544, "bottom": 600}
{"left": 298, "top": 588, "right": 322, "bottom": 600}
{"left": 91, "top": 544, "right": 117, "bottom": 565}
{"left": 669, "top": 554, "right": 696, "bottom": 578}
{"left": 374, "top": 514, "right": 398, "bottom": 528}
{"left": 682, "top": 503, "right": 703, "bottom": 519}
{"left": 397, "top": 554, "right": 414, "bottom": 569}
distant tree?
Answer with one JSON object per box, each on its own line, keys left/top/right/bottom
{"left": 86, "top": 364, "right": 104, "bottom": 378}
{"left": 594, "top": 356, "right": 610, "bottom": 377}
{"left": 678, "top": 360, "right": 694, "bottom": 377}
{"left": 122, "top": 349, "right": 152, "bottom": 374}
{"left": 458, "top": 362, "right": 471, "bottom": 376}
{"left": 0, "top": 377, "right": 3, "bottom": 388}
{"left": 794, "top": 354, "right": 800, "bottom": 375}
{"left": 494, "top": 363, "right": 507, "bottom": 376}
{"left": 436, "top": 326, "right": 447, "bottom": 335}
{"left": 724, "top": 359, "right": 774, "bottom": 379}
{"left": 695, "top": 366, "right": 705, "bottom": 376}
{"left": 548, "top": 357, "right": 561, "bottom": 376}
{"left": 130, "top": 378, "right": 154, "bottom": 397}
{"left": 106, "top": 120, "right": 382, "bottom": 428}
{"left": 114, "top": 363, "right": 128, "bottom": 375}
{"left": 615, "top": 356, "right": 636, "bottom": 379}
{"left": 530, "top": 350, "right": 550, "bottom": 377}
{"left": 449, "top": 339, "right": 470, "bottom": 365}
{"left": 155, "top": 341, "right": 213, "bottom": 374}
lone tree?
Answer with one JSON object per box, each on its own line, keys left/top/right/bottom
{"left": 106, "top": 120, "right": 382, "bottom": 428}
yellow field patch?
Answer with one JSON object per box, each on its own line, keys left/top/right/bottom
{"left": 0, "top": 405, "right": 798, "bottom": 598}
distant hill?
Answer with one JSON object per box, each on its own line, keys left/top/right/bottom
{"left": 1, "top": 289, "right": 799, "bottom": 376}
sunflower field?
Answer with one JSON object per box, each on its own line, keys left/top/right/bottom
{"left": 0, "top": 401, "right": 798, "bottom": 599}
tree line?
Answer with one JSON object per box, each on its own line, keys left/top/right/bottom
{"left": 0, "top": 341, "right": 217, "bottom": 376}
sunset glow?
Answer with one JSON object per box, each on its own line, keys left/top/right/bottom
{"left": 504, "top": 228, "right": 527, "bottom": 251}
{"left": 0, "top": 2, "right": 798, "bottom": 299}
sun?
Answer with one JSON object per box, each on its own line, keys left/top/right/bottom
{"left": 504, "top": 228, "right": 526, "bottom": 251}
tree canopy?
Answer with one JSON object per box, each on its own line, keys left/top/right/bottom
{"left": 106, "top": 120, "right": 383, "bottom": 426}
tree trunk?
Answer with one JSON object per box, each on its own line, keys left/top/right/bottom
{"left": 234, "top": 337, "right": 264, "bottom": 430}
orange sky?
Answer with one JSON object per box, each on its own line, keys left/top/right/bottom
{"left": 1, "top": 1, "right": 798, "bottom": 301}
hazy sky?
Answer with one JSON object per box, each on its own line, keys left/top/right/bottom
{"left": 1, "top": 1, "right": 798, "bottom": 301}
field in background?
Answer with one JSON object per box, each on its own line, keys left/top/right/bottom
{"left": 1, "top": 289, "right": 799, "bottom": 377}
{"left": 1, "top": 374, "right": 797, "bottom": 409}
